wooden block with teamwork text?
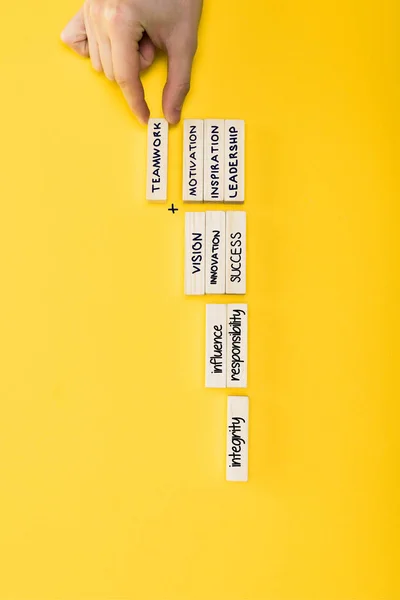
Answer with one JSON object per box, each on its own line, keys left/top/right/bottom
{"left": 204, "top": 120, "right": 224, "bottom": 202}
{"left": 226, "top": 211, "right": 246, "bottom": 294}
{"left": 146, "top": 118, "right": 168, "bottom": 200}
{"left": 226, "top": 395, "right": 249, "bottom": 481}
{"left": 185, "top": 212, "right": 205, "bottom": 295}
{"left": 205, "top": 304, "right": 227, "bottom": 388}
{"left": 227, "top": 304, "right": 248, "bottom": 388}
{"left": 224, "top": 120, "right": 245, "bottom": 203}
{"left": 183, "top": 120, "right": 204, "bottom": 202}
{"left": 205, "top": 211, "right": 226, "bottom": 294}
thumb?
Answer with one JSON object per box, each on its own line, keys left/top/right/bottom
{"left": 163, "top": 42, "right": 196, "bottom": 125}
{"left": 61, "top": 9, "right": 89, "bottom": 58}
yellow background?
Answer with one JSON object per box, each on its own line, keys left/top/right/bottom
{"left": 0, "top": 0, "right": 399, "bottom": 598}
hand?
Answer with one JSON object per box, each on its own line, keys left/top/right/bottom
{"left": 61, "top": 0, "right": 203, "bottom": 125}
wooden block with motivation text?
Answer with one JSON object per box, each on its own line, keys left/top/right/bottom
{"left": 226, "top": 211, "right": 246, "bottom": 294}
{"left": 226, "top": 395, "right": 249, "bottom": 481}
{"left": 227, "top": 304, "right": 248, "bottom": 388}
{"left": 185, "top": 212, "right": 205, "bottom": 295}
{"left": 146, "top": 118, "right": 168, "bottom": 201}
{"left": 205, "top": 304, "right": 227, "bottom": 388}
{"left": 224, "top": 120, "right": 245, "bottom": 203}
{"left": 205, "top": 211, "right": 226, "bottom": 294}
{"left": 183, "top": 120, "right": 204, "bottom": 202}
{"left": 204, "top": 120, "right": 224, "bottom": 202}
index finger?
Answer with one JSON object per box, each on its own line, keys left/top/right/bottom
{"left": 110, "top": 27, "right": 150, "bottom": 124}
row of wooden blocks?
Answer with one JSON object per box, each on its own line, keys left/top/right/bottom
{"left": 226, "top": 396, "right": 248, "bottom": 482}
{"left": 185, "top": 211, "right": 246, "bottom": 295}
{"left": 206, "top": 304, "right": 248, "bottom": 389}
{"left": 146, "top": 119, "right": 245, "bottom": 203}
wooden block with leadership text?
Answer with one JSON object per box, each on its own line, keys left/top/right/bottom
{"left": 146, "top": 118, "right": 168, "bottom": 201}
{"left": 185, "top": 212, "right": 205, "bottom": 295}
{"left": 226, "top": 395, "right": 249, "bottom": 481}
{"left": 183, "top": 120, "right": 204, "bottom": 202}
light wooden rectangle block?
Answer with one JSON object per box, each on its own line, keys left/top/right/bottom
{"left": 183, "top": 120, "right": 204, "bottom": 202}
{"left": 146, "top": 118, "right": 168, "bottom": 201}
{"left": 224, "top": 120, "right": 245, "bottom": 203}
{"left": 204, "top": 119, "right": 224, "bottom": 202}
{"left": 205, "top": 304, "right": 227, "bottom": 388}
{"left": 226, "top": 395, "right": 249, "bottom": 481}
{"left": 226, "top": 211, "right": 246, "bottom": 294}
{"left": 227, "top": 304, "right": 248, "bottom": 388}
{"left": 205, "top": 211, "right": 226, "bottom": 294}
{"left": 185, "top": 212, "right": 205, "bottom": 295}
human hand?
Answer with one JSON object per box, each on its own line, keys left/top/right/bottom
{"left": 61, "top": 0, "right": 203, "bottom": 125}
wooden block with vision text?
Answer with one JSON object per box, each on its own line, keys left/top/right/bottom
{"left": 206, "top": 211, "right": 226, "bottom": 294}
{"left": 226, "top": 211, "right": 246, "bottom": 294}
{"left": 204, "top": 119, "right": 224, "bottom": 202}
{"left": 146, "top": 118, "right": 168, "bottom": 200}
{"left": 226, "top": 396, "right": 249, "bottom": 481}
{"left": 227, "top": 304, "right": 248, "bottom": 388}
{"left": 185, "top": 212, "right": 205, "bottom": 295}
{"left": 183, "top": 120, "right": 204, "bottom": 202}
{"left": 224, "top": 120, "right": 245, "bottom": 203}
{"left": 205, "top": 304, "right": 227, "bottom": 388}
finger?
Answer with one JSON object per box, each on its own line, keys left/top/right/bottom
{"left": 61, "top": 8, "right": 89, "bottom": 57}
{"left": 94, "top": 31, "right": 114, "bottom": 80}
{"left": 139, "top": 34, "right": 156, "bottom": 72}
{"left": 83, "top": 1, "right": 102, "bottom": 72}
{"left": 163, "top": 41, "right": 196, "bottom": 125}
{"left": 110, "top": 27, "right": 150, "bottom": 124}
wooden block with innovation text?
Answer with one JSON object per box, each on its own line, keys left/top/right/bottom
{"left": 146, "top": 118, "right": 168, "bottom": 200}
{"left": 183, "top": 120, "right": 204, "bottom": 202}
{"left": 185, "top": 212, "right": 205, "bottom": 295}
{"left": 205, "top": 211, "right": 226, "bottom": 294}
{"left": 227, "top": 304, "right": 248, "bottom": 388}
{"left": 226, "top": 396, "right": 249, "bottom": 481}
{"left": 204, "top": 119, "right": 224, "bottom": 202}
{"left": 224, "top": 120, "right": 245, "bottom": 203}
{"left": 226, "top": 211, "right": 246, "bottom": 294}
{"left": 205, "top": 304, "right": 227, "bottom": 388}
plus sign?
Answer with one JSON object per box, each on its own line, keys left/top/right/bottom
{"left": 168, "top": 203, "right": 178, "bottom": 214}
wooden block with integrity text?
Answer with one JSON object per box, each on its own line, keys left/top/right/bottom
{"left": 205, "top": 211, "right": 226, "bottom": 294}
{"left": 205, "top": 304, "right": 227, "bottom": 388}
{"left": 224, "top": 120, "right": 245, "bottom": 203}
{"left": 185, "top": 212, "right": 205, "bottom": 295}
{"left": 183, "top": 120, "right": 204, "bottom": 202}
{"left": 226, "top": 395, "right": 249, "bottom": 481}
{"left": 226, "top": 211, "right": 246, "bottom": 294}
{"left": 146, "top": 118, "right": 168, "bottom": 201}
{"left": 227, "top": 304, "right": 248, "bottom": 388}
{"left": 204, "top": 119, "right": 224, "bottom": 202}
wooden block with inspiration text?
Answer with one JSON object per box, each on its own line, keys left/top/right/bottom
{"left": 183, "top": 120, "right": 204, "bottom": 202}
{"left": 185, "top": 212, "right": 205, "bottom": 295}
{"left": 205, "top": 211, "right": 226, "bottom": 294}
{"left": 204, "top": 119, "right": 224, "bottom": 202}
{"left": 226, "top": 395, "right": 249, "bottom": 481}
{"left": 224, "top": 120, "right": 245, "bottom": 203}
{"left": 226, "top": 211, "right": 246, "bottom": 294}
{"left": 227, "top": 304, "right": 248, "bottom": 388}
{"left": 205, "top": 304, "right": 227, "bottom": 388}
{"left": 146, "top": 118, "right": 168, "bottom": 200}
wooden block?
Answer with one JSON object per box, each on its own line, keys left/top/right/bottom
{"left": 227, "top": 304, "right": 248, "bottom": 388}
{"left": 205, "top": 211, "right": 226, "bottom": 294}
{"left": 146, "top": 118, "right": 168, "bottom": 201}
{"left": 226, "top": 211, "right": 246, "bottom": 294}
{"left": 204, "top": 119, "right": 224, "bottom": 202}
{"left": 224, "top": 120, "right": 245, "bottom": 203}
{"left": 205, "top": 304, "right": 227, "bottom": 388}
{"left": 226, "top": 395, "right": 249, "bottom": 481}
{"left": 183, "top": 120, "right": 204, "bottom": 202}
{"left": 185, "top": 212, "right": 205, "bottom": 295}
